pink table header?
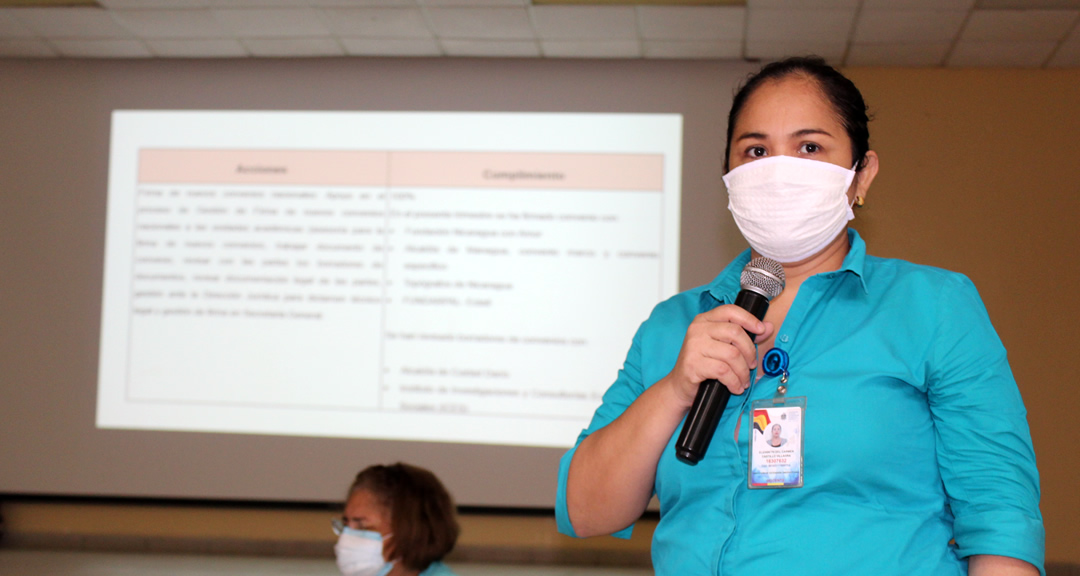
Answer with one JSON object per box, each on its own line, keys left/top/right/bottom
{"left": 138, "top": 149, "right": 664, "bottom": 192}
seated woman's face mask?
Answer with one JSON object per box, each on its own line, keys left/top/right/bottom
{"left": 335, "top": 527, "right": 394, "bottom": 576}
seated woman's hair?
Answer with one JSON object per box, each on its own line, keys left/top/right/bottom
{"left": 350, "top": 463, "right": 460, "bottom": 571}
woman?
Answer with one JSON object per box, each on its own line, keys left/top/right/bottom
{"left": 556, "top": 57, "right": 1043, "bottom": 575}
{"left": 334, "top": 463, "right": 459, "bottom": 576}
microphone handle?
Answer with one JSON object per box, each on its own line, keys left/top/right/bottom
{"left": 674, "top": 288, "right": 771, "bottom": 464}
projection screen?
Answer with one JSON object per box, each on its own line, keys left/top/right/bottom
{"left": 98, "top": 111, "right": 682, "bottom": 449}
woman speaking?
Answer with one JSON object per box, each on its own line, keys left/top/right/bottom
{"left": 556, "top": 57, "right": 1044, "bottom": 576}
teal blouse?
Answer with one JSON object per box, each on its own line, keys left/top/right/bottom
{"left": 556, "top": 230, "right": 1044, "bottom": 575}
{"left": 420, "top": 561, "right": 456, "bottom": 576}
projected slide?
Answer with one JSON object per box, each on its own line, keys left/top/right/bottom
{"left": 97, "top": 111, "right": 682, "bottom": 448}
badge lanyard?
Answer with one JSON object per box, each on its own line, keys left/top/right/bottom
{"left": 748, "top": 347, "right": 806, "bottom": 489}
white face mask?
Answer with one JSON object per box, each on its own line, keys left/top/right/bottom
{"left": 723, "top": 155, "right": 857, "bottom": 263}
{"left": 335, "top": 528, "right": 394, "bottom": 576}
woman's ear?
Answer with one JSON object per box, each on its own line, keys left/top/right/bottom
{"left": 854, "top": 150, "right": 879, "bottom": 204}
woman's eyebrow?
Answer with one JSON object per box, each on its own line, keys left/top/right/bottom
{"left": 791, "top": 128, "right": 833, "bottom": 138}
{"left": 733, "top": 131, "right": 767, "bottom": 142}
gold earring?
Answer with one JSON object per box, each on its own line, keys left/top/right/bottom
{"left": 854, "top": 196, "right": 865, "bottom": 207}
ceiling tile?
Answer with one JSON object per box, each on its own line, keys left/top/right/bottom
{"left": 961, "top": 9, "right": 1078, "bottom": 41}
{"left": 426, "top": 7, "right": 533, "bottom": 40}
{"left": 853, "top": 10, "right": 967, "bottom": 44}
{"left": 2, "top": 0, "right": 1078, "bottom": 63}
{"left": 861, "top": 0, "right": 973, "bottom": 8}
{"left": 423, "top": 0, "right": 526, "bottom": 6}
{"left": 341, "top": 36, "right": 442, "bottom": 55}
{"left": 976, "top": 0, "right": 1080, "bottom": 8}
{"left": 1047, "top": 25, "right": 1080, "bottom": 66}
{"left": 208, "top": 0, "right": 313, "bottom": 6}
{"left": 637, "top": 6, "right": 744, "bottom": 41}
{"left": 0, "top": 39, "right": 57, "bottom": 57}
{"left": 948, "top": 40, "right": 1057, "bottom": 66}
{"left": 110, "top": 9, "right": 228, "bottom": 39}
{"left": 746, "top": 8, "right": 856, "bottom": 43}
{"left": 51, "top": 38, "right": 152, "bottom": 57}
{"left": 441, "top": 38, "right": 539, "bottom": 56}
{"left": 14, "top": 7, "right": 134, "bottom": 39}
{"left": 147, "top": 38, "right": 248, "bottom": 57}
{"left": 0, "top": 9, "right": 37, "bottom": 38}
{"left": 243, "top": 37, "right": 345, "bottom": 56}
{"left": 530, "top": 6, "right": 637, "bottom": 41}
{"left": 213, "top": 8, "right": 331, "bottom": 37}
{"left": 745, "top": 39, "right": 846, "bottom": 62}
{"left": 541, "top": 39, "right": 640, "bottom": 58}
{"left": 643, "top": 39, "right": 742, "bottom": 59}
{"left": 98, "top": 0, "right": 211, "bottom": 8}
{"left": 320, "top": 8, "right": 430, "bottom": 38}
{"left": 748, "top": 0, "right": 859, "bottom": 7}
{"left": 314, "top": 0, "right": 421, "bottom": 5}
{"left": 846, "top": 42, "right": 950, "bottom": 66}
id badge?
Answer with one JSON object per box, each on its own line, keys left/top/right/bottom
{"left": 748, "top": 396, "right": 805, "bottom": 489}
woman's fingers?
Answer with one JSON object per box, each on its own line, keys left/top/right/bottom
{"left": 671, "top": 305, "right": 764, "bottom": 398}
{"left": 699, "top": 304, "right": 768, "bottom": 344}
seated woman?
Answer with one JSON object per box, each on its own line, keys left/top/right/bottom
{"left": 333, "top": 463, "right": 460, "bottom": 576}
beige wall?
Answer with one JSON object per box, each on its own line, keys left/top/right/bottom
{"left": 0, "top": 64, "right": 1076, "bottom": 566}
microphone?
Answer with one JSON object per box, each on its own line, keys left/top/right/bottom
{"left": 675, "top": 256, "right": 785, "bottom": 465}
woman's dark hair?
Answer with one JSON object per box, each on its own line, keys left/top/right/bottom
{"left": 724, "top": 56, "right": 871, "bottom": 173}
{"left": 349, "top": 463, "right": 459, "bottom": 572}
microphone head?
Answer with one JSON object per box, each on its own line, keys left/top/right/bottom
{"left": 740, "top": 256, "right": 785, "bottom": 300}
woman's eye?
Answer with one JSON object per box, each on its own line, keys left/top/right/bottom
{"left": 747, "top": 146, "right": 767, "bottom": 158}
{"left": 799, "top": 143, "right": 820, "bottom": 154}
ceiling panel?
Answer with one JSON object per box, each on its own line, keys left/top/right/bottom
{"left": 319, "top": 8, "right": 432, "bottom": 38}
{"left": 97, "top": 0, "right": 209, "bottom": 7}
{"left": 0, "top": 1, "right": 1078, "bottom": 67}
{"left": 853, "top": 9, "right": 967, "bottom": 44}
{"left": 746, "top": 8, "right": 855, "bottom": 43}
{"left": 636, "top": 6, "right": 744, "bottom": 41}
{"left": 146, "top": 37, "right": 247, "bottom": 57}
{"left": 242, "top": 36, "right": 344, "bottom": 56}
{"left": 960, "top": 9, "right": 1078, "bottom": 42}
{"left": 976, "top": 0, "right": 1080, "bottom": 8}
{"left": 441, "top": 37, "right": 539, "bottom": 56}
{"left": 748, "top": 0, "right": 857, "bottom": 8}
{"left": 426, "top": 7, "right": 534, "bottom": 40}
{"left": 540, "top": 38, "right": 639, "bottom": 57}
{"left": 51, "top": 37, "right": 150, "bottom": 56}
{"left": 14, "top": 6, "right": 132, "bottom": 37}
{"left": 423, "top": 0, "right": 529, "bottom": 7}
{"left": 212, "top": 7, "right": 331, "bottom": 37}
{"left": 0, "top": 37, "right": 55, "bottom": 55}
{"left": 0, "top": 9, "right": 34, "bottom": 36}
{"left": 862, "top": 0, "right": 973, "bottom": 9}
{"left": 341, "top": 35, "right": 441, "bottom": 55}
{"left": 530, "top": 5, "right": 637, "bottom": 40}
{"left": 209, "top": 0, "right": 314, "bottom": 6}
{"left": 109, "top": 9, "right": 227, "bottom": 38}
{"left": 643, "top": 38, "right": 741, "bottom": 58}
